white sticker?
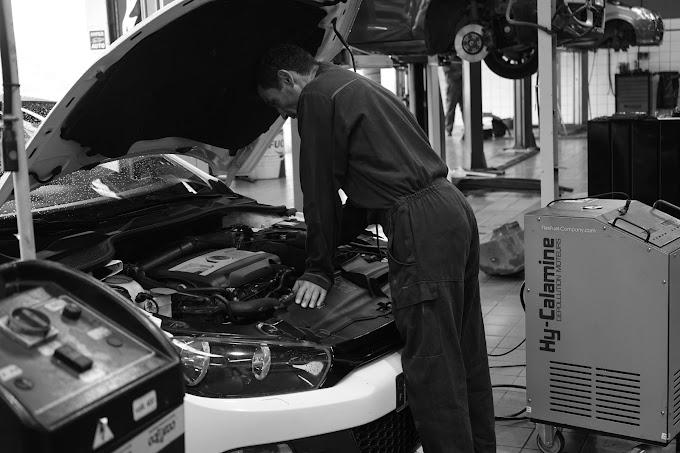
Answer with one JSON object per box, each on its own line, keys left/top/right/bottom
{"left": 38, "top": 341, "right": 63, "bottom": 357}
{"left": 526, "top": 406, "right": 532, "bottom": 414}
{"left": 112, "top": 405, "right": 184, "bottom": 453}
{"left": 133, "top": 390, "right": 158, "bottom": 421}
{"left": 88, "top": 326, "right": 111, "bottom": 341}
{"left": 0, "top": 364, "right": 23, "bottom": 382}
{"left": 662, "top": 433, "right": 669, "bottom": 441}
{"left": 80, "top": 367, "right": 107, "bottom": 384}
{"left": 44, "top": 298, "right": 67, "bottom": 312}
{"left": 92, "top": 417, "right": 115, "bottom": 449}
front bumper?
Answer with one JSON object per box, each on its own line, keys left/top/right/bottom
{"left": 185, "top": 351, "right": 417, "bottom": 453}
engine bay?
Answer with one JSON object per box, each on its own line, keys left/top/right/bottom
{"left": 92, "top": 210, "right": 394, "bottom": 343}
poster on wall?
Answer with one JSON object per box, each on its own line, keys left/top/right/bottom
{"left": 90, "top": 31, "right": 107, "bottom": 50}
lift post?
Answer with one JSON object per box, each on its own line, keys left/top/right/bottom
{"left": 462, "top": 60, "right": 486, "bottom": 170}
{"left": 538, "top": 0, "right": 559, "bottom": 205}
{"left": 510, "top": 76, "right": 537, "bottom": 150}
{"left": 0, "top": 0, "right": 36, "bottom": 260}
{"left": 425, "top": 55, "right": 445, "bottom": 161}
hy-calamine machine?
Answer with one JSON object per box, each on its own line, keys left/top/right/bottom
{"left": 524, "top": 198, "right": 680, "bottom": 452}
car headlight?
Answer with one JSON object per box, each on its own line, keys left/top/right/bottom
{"left": 173, "top": 336, "right": 332, "bottom": 397}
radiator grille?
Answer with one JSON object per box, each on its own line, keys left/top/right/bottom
{"left": 352, "top": 406, "right": 420, "bottom": 453}
{"left": 548, "top": 361, "right": 593, "bottom": 418}
{"left": 673, "top": 369, "right": 680, "bottom": 426}
{"left": 595, "top": 368, "right": 641, "bottom": 426}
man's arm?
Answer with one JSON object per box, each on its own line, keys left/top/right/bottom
{"left": 295, "top": 90, "right": 348, "bottom": 307}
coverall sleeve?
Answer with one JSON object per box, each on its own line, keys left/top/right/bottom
{"left": 296, "top": 91, "right": 348, "bottom": 291}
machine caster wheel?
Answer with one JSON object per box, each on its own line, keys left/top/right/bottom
{"left": 536, "top": 429, "right": 564, "bottom": 453}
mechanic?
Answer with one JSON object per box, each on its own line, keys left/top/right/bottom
{"left": 256, "top": 44, "right": 495, "bottom": 453}
{"left": 443, "top": 55, "right": 464, "bottom": 137}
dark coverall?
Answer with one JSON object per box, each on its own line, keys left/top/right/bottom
{"left": 296, "top": 62, "right": 495, "bottom": 453}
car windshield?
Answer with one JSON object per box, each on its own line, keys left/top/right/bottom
{"left": 0, "top": 155, "right": 215, "bottom": 220}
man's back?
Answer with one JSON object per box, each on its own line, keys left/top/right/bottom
{"left": 298, "top": 63, "right": 448, "bottom": 210}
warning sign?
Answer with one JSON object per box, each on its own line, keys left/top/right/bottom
{"left": 90, "top": 30, "right": 106, "bottom": 50}
{"left": 93, "top": 417, "right": 115, "bottom": 449}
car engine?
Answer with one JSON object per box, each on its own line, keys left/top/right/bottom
{"left": 95, "top": 211, "right": 390, "bottom": 330}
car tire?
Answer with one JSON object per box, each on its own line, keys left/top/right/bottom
{"left": 484, "top": 47, "right": 538, "bottom": 80}
{"left": 603, "top": 20, "right": 636, "bottom": 51}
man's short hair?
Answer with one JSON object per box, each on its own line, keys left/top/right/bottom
{"left": 256, "top": 44, "right": 318, "bottom": 90}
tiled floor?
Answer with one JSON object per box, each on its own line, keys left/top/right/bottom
{"left": 233, "top": 126, "right": 675, "bottom": 453}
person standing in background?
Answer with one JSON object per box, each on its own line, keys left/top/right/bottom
{"left": 443, "top": 54, "right": 464, "bottom": 136}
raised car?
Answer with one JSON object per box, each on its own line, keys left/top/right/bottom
{"left": 599, "top": 0, "right": 663, "bottom": 51}
{"left": 348, "top": 0, "right": 606, "bottom": 79}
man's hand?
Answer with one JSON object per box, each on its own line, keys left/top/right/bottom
{"left": 293, "top": 280, "right": 327, "bottom": 309}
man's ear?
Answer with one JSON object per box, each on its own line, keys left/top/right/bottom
{"left": 277, "top": 69, "right": 295, "bottom": 87}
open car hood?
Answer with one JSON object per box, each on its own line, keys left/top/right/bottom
{"left": 0, "top": 0, "right": 360, "bottom": 205}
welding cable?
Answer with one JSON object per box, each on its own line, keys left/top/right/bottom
{"left": 546, "top": 191, "right": 631, "bottom": 207}
{"left": 488, "top": 282, "right": 526, "bottom": 357}
{"left": 488, "top": 339, "right": 526, "bottom": 357}
{"left": 495, "top": 408, "right": 528, "bottom": 420}
{"left": 492, "top": 384, "right": 528, "bottom": 420}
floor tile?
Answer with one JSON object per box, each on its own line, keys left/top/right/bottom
{"left": 579, "top": 434, "right": 641, "bottom": 453}
{"left": 492, "top": 374, "right": 519, "bottom": 386}
{"left": 497, "top": 447, "right": 522, "bottom": 453}
{"left": 489, "top": 305, "right": 526, "bottom": 316}
{"left": 507, "top": 323, "right": 527, "bottom": 337}
{"left": 483, "top": 314, "right": 523, "bottom": 326}
{"left": 496, "top": 425, "right": 535, "bottom": 448}
{"left": 499, "top": 336, "right": 527, "bottom": 349}
{"left": 490, "top": 364, "right": 524, "bottom": 376}
{"left": 485, "top": 335, "right": 504, "bottom": 348}
{"left": 484, "top": 324, "right": 514, "bottom": 337}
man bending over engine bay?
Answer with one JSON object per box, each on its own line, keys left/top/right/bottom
{"left": 256, "top": 44, "right": 495, "bottom": 453}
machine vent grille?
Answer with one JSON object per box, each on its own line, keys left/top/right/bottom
{"left": 672, "top": 369, "right": 680, "bottom": 426}
{"left": 594, "top": 368, "right": 641, "bottom": 426}
{"left": 548, "top": 361, "right": 592, "bottom": 417}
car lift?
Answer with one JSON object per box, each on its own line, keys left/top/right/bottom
{"left": 454, "top": 0, "right": 569, "bottom": 202}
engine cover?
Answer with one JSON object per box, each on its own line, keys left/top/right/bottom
{"left": 148, "top": 248, "right": 280, "bottom": 288}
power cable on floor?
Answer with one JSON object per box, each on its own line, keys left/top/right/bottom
{"left": 489, "top": 282, "right": 528, "bottom": 421}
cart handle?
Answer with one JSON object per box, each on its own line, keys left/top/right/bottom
{"left": 652, "top": 200, "right": 680, "bottom": 219}
{"left": 611, "top": 216, "right": 651, "bottom": 243}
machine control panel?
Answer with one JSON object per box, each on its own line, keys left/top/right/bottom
{"left": 0, "top": 284, "right": 159, "bottom": 427}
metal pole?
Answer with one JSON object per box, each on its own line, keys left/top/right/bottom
{"left": 0, "top": 0, "right": 36, "bottom": 260}
{"left": 408, "top": 63, "right": 427, "bottom": 131}
{"left": 463, "top": 61, "right": 486, "bottom": 170}
{"left": 538, "top": 0, "right": 559, "bottom": 205}
{"left": 581, "top": 51, "right": 589, "bottom": 124}
{"left": 425, "top": 55, "right": 445, "bottom": 161}
{"left": 511, "top": 77, "right": 536, "bottom": 149}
